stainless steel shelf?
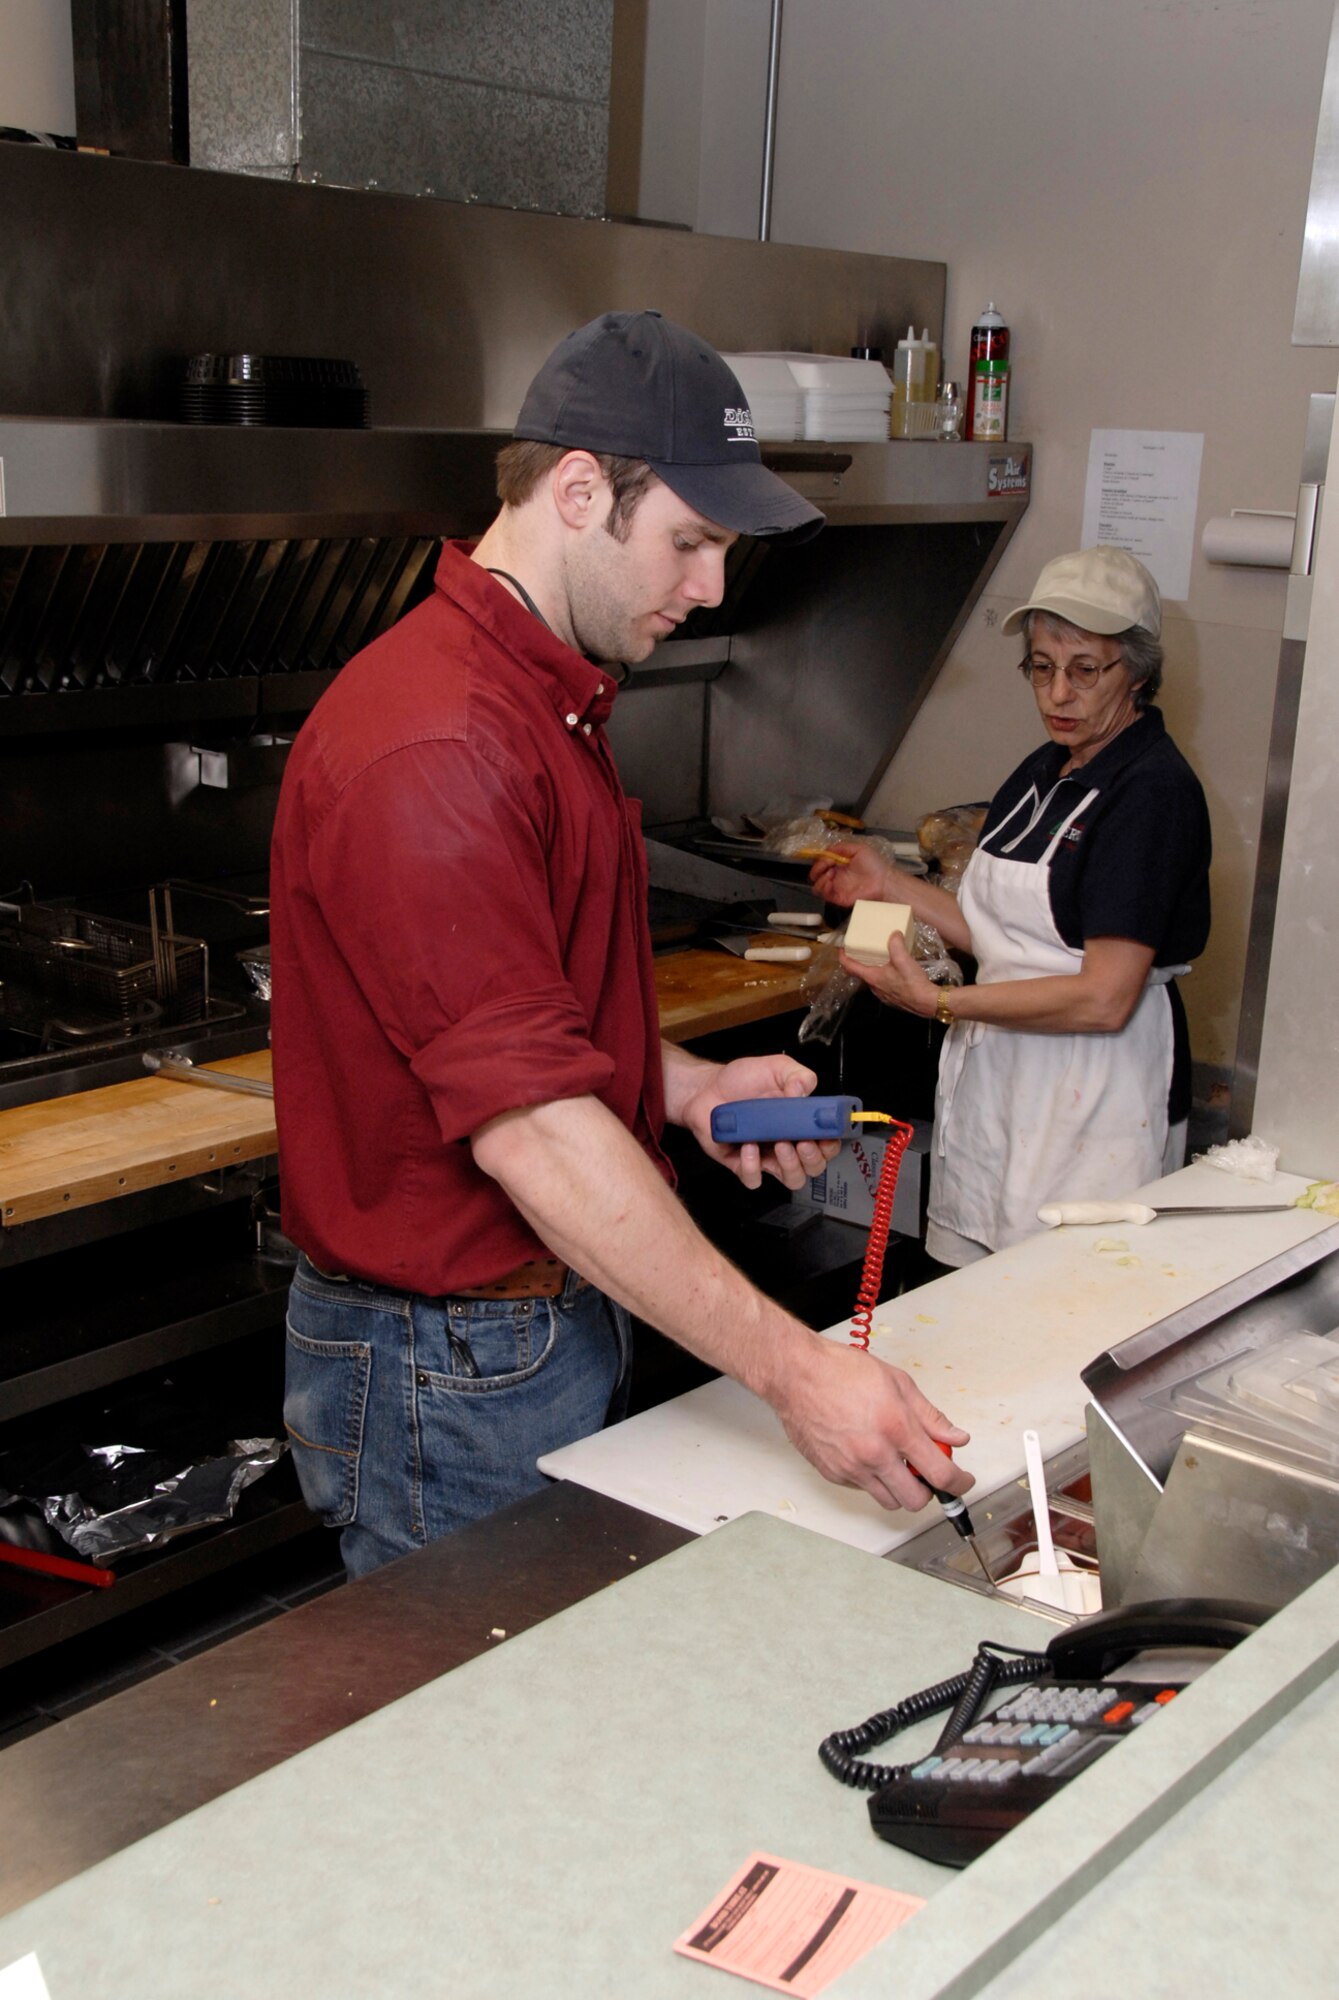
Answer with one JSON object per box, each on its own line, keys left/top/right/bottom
{"left": 0, "top": 422, "right": 501, "bottom": 543}
{"left": 0, "top": 1475, "right": 316, "bottom": 1672}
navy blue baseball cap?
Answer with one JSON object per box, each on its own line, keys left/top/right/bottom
{"left": 513, "top": 310, "right": 825, "bottom": 542}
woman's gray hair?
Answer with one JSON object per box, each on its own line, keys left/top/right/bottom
{"left": 1023, "top": 609, "right": 1163, "bottom": 710}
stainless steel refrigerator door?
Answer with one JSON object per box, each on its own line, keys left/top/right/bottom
{"left": 1231, "top": 392, "right": 1332, "bottom": 1137}
{"left": 1296, "top": 1, "right": 1339, "bottom": 347}
{"left": 1234, "top": 388, "right": 1339, "bottom": 1173}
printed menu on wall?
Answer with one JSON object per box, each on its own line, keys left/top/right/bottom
{"left": 1082, "top": 430, "right": 1205, "bottom": 601}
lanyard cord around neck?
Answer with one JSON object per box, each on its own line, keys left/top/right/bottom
{"left": 484, "top": 567, "right": 630, "bottom": 685}
{"left": 485, "top": 567, "right": 553, "bottom": 634}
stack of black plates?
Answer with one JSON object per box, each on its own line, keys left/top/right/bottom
{"left": 179, "top": 354, "right": 369, "bottom": 427}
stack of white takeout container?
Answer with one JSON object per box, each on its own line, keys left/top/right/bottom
{"left": 725, "top": 352, "right": 892, "bottom": 442}
{"left": 720, "top": 354, "right": 805, "bottom": 440}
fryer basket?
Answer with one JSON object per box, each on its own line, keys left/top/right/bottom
{"left": 0, "top": 905, "right": 208, "bottom": 1026}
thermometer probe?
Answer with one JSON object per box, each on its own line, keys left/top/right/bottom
{"left": 709, "top": 1096, "right": 993, "bottom": 1584}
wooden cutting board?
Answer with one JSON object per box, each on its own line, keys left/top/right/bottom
{"left": 0, "top": 944, "right": 825, "bottom": 1227}
{"left": 654, "top": 942, "right": 829, "bottom": 1042}
{"left": 0, "top": 1051, "right": 277, "bottom": 1226}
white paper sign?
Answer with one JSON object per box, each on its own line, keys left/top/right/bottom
{"left": 0, "top": 1957, "right": 52, "bottom": 2000}
{"left": 1081, "top": 429, "right": 1204, "bottom": 601}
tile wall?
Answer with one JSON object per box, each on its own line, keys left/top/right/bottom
{"left": 189, "top": 0, "right": 614, "bottom": 214}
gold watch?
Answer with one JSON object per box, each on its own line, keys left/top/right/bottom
{"left": 934, "top": 988, "right": 956, "bottom": 1028}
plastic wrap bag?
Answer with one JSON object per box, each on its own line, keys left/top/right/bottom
{"left": 711, "top": 797, "right": 836, "bottom": 843}
{"left": 797, "top": 963, "right": 863, "bottom": 1045}
{"left": 761, "top": 810, "right": 845, "bottom": 859}
{"left": 916, "top": 803, "right": 988, "bottom": 889}
{"left": 905, "top": 919, "right": 962, "bottom": 988}
{"left": 1194, "top": 1135, "right": 1280, "bottom": 1182}
{"left": 796, "top": 920, "right": 961, "bottom": 1045}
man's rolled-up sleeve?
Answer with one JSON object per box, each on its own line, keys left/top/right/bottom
{"left": 410, "top": 988, "right": 614, "bottom": 1142}
{"left": 308, "top": 739, "right": 615, "bottom": 1142}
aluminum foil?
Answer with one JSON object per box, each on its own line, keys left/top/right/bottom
{"left": 237, "top": 946, "right": 272, "bottom": 1002}
{"left": 1, "top": 1437, "right": 287, "bottom": 1565}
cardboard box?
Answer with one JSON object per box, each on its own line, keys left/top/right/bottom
{"left": 793, "top": 1120, "right": 931, "bottom": 1236}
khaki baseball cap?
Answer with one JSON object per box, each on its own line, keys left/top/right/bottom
{"left": 1000, "top": 546, "right": 1161, "bottom": 639}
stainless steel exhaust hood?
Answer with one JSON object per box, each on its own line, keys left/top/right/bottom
{"left": 0, "top": 423, "right": 1022, "bottom": 540}
{"left": 0, "top": 145, "right": 1028, "bottom": 828}
{"left": 0, "top": 419, "right": 1027, "bottom": 820}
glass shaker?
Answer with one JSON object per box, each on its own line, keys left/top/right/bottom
{"left": 936, "top": 379, "right": 965, "bottom": 442}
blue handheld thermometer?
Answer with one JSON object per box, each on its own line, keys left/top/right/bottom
{"left": 709, "top": 1095, "right": 863, "bottom": 1145}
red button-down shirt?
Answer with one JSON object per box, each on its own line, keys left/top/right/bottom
{"left": 270, "top": 541, "right": 670, "bottom": 1293}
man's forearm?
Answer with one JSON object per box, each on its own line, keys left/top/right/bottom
{"left": 471, "top": 1092, "right": 809, "bottom": 1401}
{"left": 470, "top": 1093, "right": 975, "bottom": 1513}
{"left": 660, "top": 1038, "right": 719, "bottom": 1125}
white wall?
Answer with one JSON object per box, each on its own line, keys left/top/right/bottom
{"left": 0, "top": 0, "right": 74, "bottom": 134}
{"left": 633, "top": 0, "right": 1338, "bottom": 1073}
{"left": 634, "top": 0, "right": 771, "bottom": 241}
{"left": 636, "top": 0, "right": 708, "bottom": 227}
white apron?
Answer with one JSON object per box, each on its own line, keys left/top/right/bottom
{"left": 929, "top": 781, "right": 1183, "bottom": 1258}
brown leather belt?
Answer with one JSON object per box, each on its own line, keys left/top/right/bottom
{"left": 455, "top": 1256, "right": 587, "bottom": 1301}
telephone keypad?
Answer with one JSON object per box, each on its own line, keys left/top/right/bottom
{"left": 870, "top": 1678, "right": 1183, "bottom": 1867}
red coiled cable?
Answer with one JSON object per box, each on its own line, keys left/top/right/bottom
{"left": 849, "top": 1118, "right": 916, "bottom": 1350}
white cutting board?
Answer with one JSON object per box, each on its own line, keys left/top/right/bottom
{"left": 539, "top": 1163, "right": 1339, "bottom": 1553}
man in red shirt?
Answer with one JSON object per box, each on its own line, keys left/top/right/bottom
{"left": 272, "top": 310, "right": 972, "bottom": 1576}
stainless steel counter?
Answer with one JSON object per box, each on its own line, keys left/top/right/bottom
{"left": 0, "top": 1483, "right": 693, "bottom": 1917}
{"left": 1, "top": 1512, "right": 1338, "bottom": 1998}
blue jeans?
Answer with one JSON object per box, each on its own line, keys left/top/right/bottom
{"left": 284, "top": 1255, "right": 631, "bottom": 1579}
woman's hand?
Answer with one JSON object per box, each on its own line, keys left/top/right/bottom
{"left": 812, "top": 842, "right": 976, "bottom": 955}
{"left": 807, "top": 840, "right": 896, "bottom": 909}
{"left": 839, "top": 935, "right": 939, "bottom": 1018}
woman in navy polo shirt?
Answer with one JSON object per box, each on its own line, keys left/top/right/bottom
{"left": 810, "top": 547, "right": 1211, "bottom": 1267}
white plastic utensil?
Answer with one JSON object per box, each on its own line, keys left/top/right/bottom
{"left": 1022, "top": 1429, "right": 1057, "bottom": 1577}
{"left": 1020, "top": 1428, "right": 1086, "bottom": 1613}
{"left": 1037, "top": 1199, "right": 1294, "bottom": 1227}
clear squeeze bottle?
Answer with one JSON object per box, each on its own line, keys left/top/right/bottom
{"left": 891, "top": 326, "right": 935, "bottom": 438}
{"left": 965, "top": 302, "right": 1009, "bottom": 442}
{"left": 919, "top": 326, "right": 939, "bottom": 414}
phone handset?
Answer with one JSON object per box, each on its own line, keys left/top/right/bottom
{"left": 1044, "top": 1597, "right": 1268, "bottom": 1682}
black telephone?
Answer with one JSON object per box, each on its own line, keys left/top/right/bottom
{"left": 820, "top": 1598, "right": 1270, "bottom": 1869}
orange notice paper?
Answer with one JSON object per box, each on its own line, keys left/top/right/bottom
{"left": 673, "top": 1851, "right": 923, "bottom": 1997}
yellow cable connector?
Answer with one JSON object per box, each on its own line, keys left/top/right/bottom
{"left": 850, "top": 1110, "right": 895, "bottom": 1125}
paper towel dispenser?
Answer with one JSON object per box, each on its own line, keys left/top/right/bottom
{"left": 1200, "top": 508, "right": 1297, "bottom": 569}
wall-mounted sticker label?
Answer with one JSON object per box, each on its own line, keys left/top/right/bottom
{"left": 988, "top": 451, "right": 1030, "bottom": 496}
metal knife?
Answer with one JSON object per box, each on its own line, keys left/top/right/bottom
{"left": 699, "top": 920, "right": 814, "bottom": 960}
{"left": 142, "top": 1051, "right": 275, "bottom": 1098}
{"left": 1038, "top": 1199, "right": 1296, "bottom": 1227}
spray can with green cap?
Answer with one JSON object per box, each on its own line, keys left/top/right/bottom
{"left": 965, "top": 302, "right": 1010, "bottom": 442}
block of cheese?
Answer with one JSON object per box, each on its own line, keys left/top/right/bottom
{"left": 843, "top": 898, "right": 916, "bottom": 966}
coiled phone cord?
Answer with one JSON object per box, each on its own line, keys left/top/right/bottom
{"left": 847, "top": 1113, "right": 916, "bottom": 1350}
{"left": 818, "top": 1640, "right": 1050, "bottom": 1792}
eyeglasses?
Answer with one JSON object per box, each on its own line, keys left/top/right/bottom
{"left": 1018, "top": 654, "right": 1124, "bottom": 693}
